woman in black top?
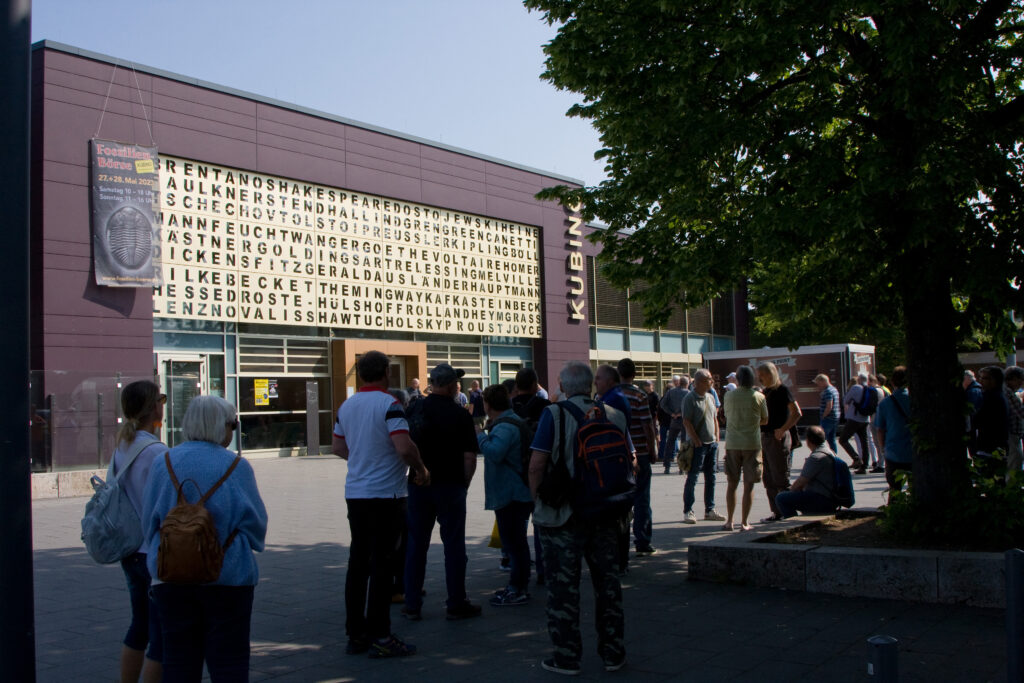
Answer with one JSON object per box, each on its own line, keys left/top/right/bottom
{"left": 756, "top": 362, "right": 802, "bottom": 522}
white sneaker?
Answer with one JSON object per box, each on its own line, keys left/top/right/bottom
{"left": 683, "top": 510, "right": 697, "bottom": 524}
{"left": 704, "top": 509, "right": 726, "bottom": 522}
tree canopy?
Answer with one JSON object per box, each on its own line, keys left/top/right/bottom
{"left": 527, "top": 0, "right": 1024, "bottom": 509}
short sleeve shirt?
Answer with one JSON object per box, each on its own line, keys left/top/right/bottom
{"left": 819, "top": 385, "right": 840, "bottom": 420}
{"left": 407, "top": 394, "right": 479, "bottom": 487}
{"left": 335, "top": 387, "right": 410, "bottom": 499}
{"left": 763, "top": 385, "right": 795, "bottom": 432}
{"left": 681, "top": 390, "right": 717, "bottom": 444}
{"left": 723, "top": 387, "right": 767, "bottom": 451}
{"left": 530, "top": 395, "right": 629, "bottom": 528}
{"left": 875, "top": 389, "right": 912, "bottom": 463}
{"left": 800, "top": 448, "right": 836, "bottom": 499}
{"left": 616, "top": 383, "right": 652, "bottom": 457}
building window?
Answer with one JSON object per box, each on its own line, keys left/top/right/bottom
{"left": 659, "top": 333, "right": 684, "bottom": 355}
{"left": 629, "top": 330, "right": 656, "bottom": 353}
{"left": 687, "top": 335, "right": 709, "bottom": 355}
{"left": 596, "top": 328, "right": 627, "bottom": 351}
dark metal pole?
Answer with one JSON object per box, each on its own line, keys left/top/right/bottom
{"left": 867, "top": 635, "right": 898, "bottom": 682}
{"left": 0, "top": 0, "right": 36, "bottom": 681}
{"left": 1008, "top": 549, "right": 1024, "bottom": 683}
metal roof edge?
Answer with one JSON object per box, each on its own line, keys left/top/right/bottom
{"left": 703, "top": 343, "right": 875, "bottom": 359}
{"left": 32, "top": 39, "right": 586, "bottom": 188}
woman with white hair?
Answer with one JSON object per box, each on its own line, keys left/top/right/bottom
{"left": 142, "top": 395, "right": 268, "bottom": 682}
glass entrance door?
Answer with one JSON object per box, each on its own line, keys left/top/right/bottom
{"left": 160, "top": 357, "right": 207, "bottom": 448}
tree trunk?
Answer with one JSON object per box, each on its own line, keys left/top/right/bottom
{"left": 900, "top": 250, "right": 970, "bottom": 513}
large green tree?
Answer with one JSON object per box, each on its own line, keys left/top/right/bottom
{"left": 526, "top": 0, "right": 1024, "bottom": 513}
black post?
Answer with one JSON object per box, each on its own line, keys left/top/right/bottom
{"left": 0, "top": 1, "right": 36, "bottom": 681}
{"left": 1008, "top": 549, "right": 1024, "bottom": 683}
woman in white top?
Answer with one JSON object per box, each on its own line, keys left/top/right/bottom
{"left": 110, "top": 380, "right": 168, "bottom": 683}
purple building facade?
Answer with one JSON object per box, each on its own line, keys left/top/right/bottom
{"left": 30, "top": 42, "right": 742, "bottom": 471}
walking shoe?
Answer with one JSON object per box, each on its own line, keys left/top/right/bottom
{"left": 871, "top": 465, "right": 884, "bottom": 473}
{"left": 446, "top": 600, "right": 482, "bottom": 620}
{"left": 683, "top": 510, "right": 697, "bottom": 524}
{"left": 490, "top": 588, "right": 530, "bottom": 606}
{"left": 400, "top": 606, "right": 421, "bottom": 621}
{"left": 635, "top": 546, "right": 657, "bottom": 556}
{"left": 541, "top": 658, "right": 581, "bottom": 676}
{"left": 498, "top": 558, "right": 511, "bottom": 571}
{"left": 705, "top": 509, "right": 726, "bottom": 522}
{"left": 604, "top": 656, "right": 627, "bottom": 672}
{"left": 368, "top": 634, "right": 416, "bottom": 658}
{"left": 854, "top": 467, "right": 867, "bottom": 475}
{"left": 346, "top": 637, "right": 369, "bottom": 655}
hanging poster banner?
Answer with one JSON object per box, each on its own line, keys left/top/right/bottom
{"left": 90, "top": 139, "right": 161, "bottom": 286}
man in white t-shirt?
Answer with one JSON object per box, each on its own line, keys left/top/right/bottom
{"left": 333, "top": 350, "right": 429, "bottom": 659}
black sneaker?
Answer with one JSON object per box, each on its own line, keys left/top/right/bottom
{"left": 490, "top": 588, "right": 530, "bottom": 606}
{"left": 368, "top": 634, "right": 416, "bottom": 658}
{"left": 541, "top": 658, "right": 581, "bottom": 676}
{"left": 446, "top": 600, "right": 482, "bottom": 620}
{"left": 604, "top": 656, "right": 627, "bottom": 672}
{"left": 400, "top": 606, "right": 421, "bottom": 621}
{"left": 635, "top": 546, "right": 657, "bottom": 556}
{"left": 345, "top": 637, "right": 369, "bottom": 655}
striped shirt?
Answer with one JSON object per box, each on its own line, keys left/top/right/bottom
{"left": 617, "top": 383, "right": 653, "bottom": 458}
{"left": 819, "top": 384, "right": 840, "bottom": 420}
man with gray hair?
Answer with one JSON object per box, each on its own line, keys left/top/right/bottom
{"left": 681, "top": 369, "right": 725, "bottom": 523}
{"left": 1005, "top": 366, "right": 1024, "bottom": 481}
{"left": 528, "top": 360, "right": 631, "bottom": 675}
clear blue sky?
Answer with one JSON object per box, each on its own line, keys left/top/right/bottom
{"left": 31, "top": 0, "right": 605, "bottom": 186}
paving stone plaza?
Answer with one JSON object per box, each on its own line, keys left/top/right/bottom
{"left": 32, "top": 448, "right": 1006, "bottom": 682}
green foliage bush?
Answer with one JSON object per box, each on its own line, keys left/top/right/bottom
{"left": 880, "top": 451, "right": 1024, "bottom": 551}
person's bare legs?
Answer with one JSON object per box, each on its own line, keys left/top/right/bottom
{"left": 120, "top": 646, "right": 143, "bottom": 682}
{"left": 723, "top": 481, "right": 737, "bottom": 530}
{"left": 740, "top": 480, "right": 756, "bottom": 530}
{"left": 120, "top": 645, "right": 161, "bottom": 683}
{"left": 142, "top": 658, "right": 162, "bottom": 683}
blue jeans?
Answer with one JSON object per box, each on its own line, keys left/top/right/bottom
{"left": 820, "top": 416, "right": 838, "bottom": 453}
{"left": 662, "top": 422, "right": 682, "bottom": 470}
{"left": 152, "top": 583, "right": 254, "bottom": 683}
{"left": 495, "top": 501, "right": 533, "bottom": 591}
{"left": 121, "top": 552, "right": 162, "bottom": 662}
{"left": 632, "top": 459, "right": 653, "bottom": 548}
{"left": 683, "top": 442, "right": 718, "bottom": 514}
{"left": 405, "top": 483, "right": 468, "bottom": 610}
{"left": 775, "top": 490, "right": 837, "bottom": 518}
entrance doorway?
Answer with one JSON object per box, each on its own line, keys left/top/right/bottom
{"left": 156, "top": 353, "right": 226, "bottom": 447}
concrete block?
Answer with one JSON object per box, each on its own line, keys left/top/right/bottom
{"left": 689, "top": 541, "right": 812, "bottom": 590}
{"left": 56, "top": 470, "right": 103, "bottom": 498}
{"left": 31, "top": 473, "right": 59, "bottom": 499}
{"left": 937, "top": 552, "right": 1005, "bottom": 608}
{"left": 806, "top": 547, "right": 938, "bottom": 602}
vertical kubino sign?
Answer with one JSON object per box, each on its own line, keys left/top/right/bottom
{"left": 90, "top": 139, "right": 161, "bottom": 286}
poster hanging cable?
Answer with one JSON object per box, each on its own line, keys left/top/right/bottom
{"left": 93, "top": 61, "right": 156, "bottom": 146}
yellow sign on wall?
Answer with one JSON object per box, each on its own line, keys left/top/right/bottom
{"left": 254, "top": 378, "right": 269, "bottom": 406}
{"left": 152, "top": 156, "right": 542, "bottom": 337}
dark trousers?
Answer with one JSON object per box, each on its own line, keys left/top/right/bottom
{"left": 121, "top": 552, "right": 162, "bottom": 661}
{"left": 538, "top": 516, "right": 625, "bottom": 667}
{"left": 495, "top": 500, "right": 534, "bottom": 591}
{"left": 404, "top": 483, "right": 468, "bottom": 610}
{"left": 839, "top": 419, "right": 869, "bottom": 465}
{"left": 152, "top": 583, "right": 254, "bottom": 683}
{"left": 885, "top": 459, "right": 913, "bottom": 492}
{"left": 775, "top": 490, "right": 837, "bottom": 518}
{"left": 346, "top": 497, "right": 406, "bottom": 640}
{"left": 761, "top": 432, "right": 791, "bottom": 516}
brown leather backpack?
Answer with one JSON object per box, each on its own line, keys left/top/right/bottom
{"left": 156, "top": 452, "right": 241, "bottom": 584}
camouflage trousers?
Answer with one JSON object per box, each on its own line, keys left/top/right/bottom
{"left": 537, "top": 515, "right": 625, "bottom": 667}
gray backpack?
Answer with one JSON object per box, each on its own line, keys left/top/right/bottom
{"left": 81, "top": 438, "right": 160, "bottom": 564}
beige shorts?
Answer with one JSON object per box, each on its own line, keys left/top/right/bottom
{"left": 725, "top": 448, "right": 762, "bottom": 484}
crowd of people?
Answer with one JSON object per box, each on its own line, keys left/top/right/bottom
{"left": 101, "top": 354, "right": 1024, "bottom": 680}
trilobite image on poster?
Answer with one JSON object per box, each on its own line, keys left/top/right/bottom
{"left": 90, "top": 139, "right": 161, "bottom": 287}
